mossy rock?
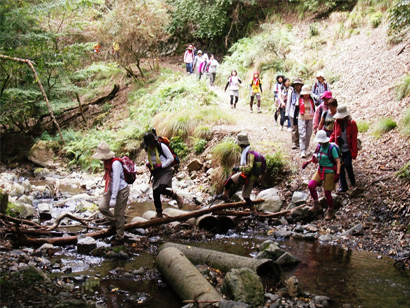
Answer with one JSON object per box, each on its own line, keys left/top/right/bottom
{"left": 20, "top": 266, "right": 50, "bottom": 283}
{"left": 28, "top": 140, "right": 56, "bottom": 168}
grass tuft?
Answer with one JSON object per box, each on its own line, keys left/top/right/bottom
{"left": 396, "top": 160, "right": 410, "bottom": 182}
{"left": 357, "top": 120, "right": 370, "bottom": 133}
{"left": 396, "top": 74, "right": 410, "bottom": 100}
{"left": 373, "top": 118, "right": 397, "bottom": 138}
{"left": 400, "top": 107, "right": 410, "bottom": 138}
{"left": 212, "top": 139, "right": 241, "bottom": 170}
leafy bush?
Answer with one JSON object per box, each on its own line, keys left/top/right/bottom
{"left": 192, "top": 138, "right": 208, "bottom": 155}
{"left": 396, "top": 73, "right": 410, "bottom": 100}
{"left": 370, "top": 12, "right": 383, "bottom": 28}
{"left": 396, "top": 160, "right": 410, "bottom": 182}
{"left": 373, "top": 118, "right": 397, "bottom": 138}
{"left": 169, "top": 136, "right": 190, "bottom": 159}
{"left": 212, "top": 139, "right": 241, "bottom": 170}
{"left": 388, "top": 0, "right": 410, "bottom": 40}
{"left": 309, "top": 23, "right": 320, "bottom": 37}
{"left": 193, "top": 125, "right": 213, "bottom": 140}
{"left": 400, "top": 106, "right": 410, "bottom": 137}
{"left": 265, "top": 152, "right": 286, "bottom": 177}
{"left": 357, "top": 120, "right": 370, "bottom": 133}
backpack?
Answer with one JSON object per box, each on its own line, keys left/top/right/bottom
{"left": 248, "top": 150, "right": 266, "bottom": 176}
{"left": 313, "top": 81, "right": 328, "bottom": 93}
{"left": 314, "top": 143, "right": 340, "bottom": 166}
{"left": 113, "top": 157, "right": 137, "bottom": 184}
{"left": 157, "top": 136, "right": 180, "bottom": 166}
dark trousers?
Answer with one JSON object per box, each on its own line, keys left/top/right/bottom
{"left": 279, "top": 107, "right": 286, "bottom": 126}
{"left": 340, "top": 150, "right": 356, "bottom": 190}
{"left": 153, "top": 184, "right": 173, "bottom": 212}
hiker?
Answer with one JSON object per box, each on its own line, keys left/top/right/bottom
{"left": 218, "top": 133, "right": 265, "bottom": 212}
{"left": 285, "top": 78, "right": 304, "bottom": 149}
{"left": 143, "top": 132, "right": 184, "bottom": 218}
{"left": 249, "top": 72, "right": 263, "bottom": 113}
{"left": 318, "top": 98, "right": 338, "bottom": 137}
{"left": 224, "top": 70, "right": 242, "bottom": 110}
{"left": 198, "top": 53, "right": 208, "bottom": 80}
{"left": 330, "top": 105, "right": 358, "bottom": 193}
{"left": 93, "top": 141, "right": 130, "bottom": 246}
{"left": 277, "top": 77, "right": 290, "bottom": 130}
{"left": 304, "top": 130, "right": 341, "bottom": 220}
{"left": 274, "top": 74, "right": 285, "bottom": 124}
{"left": 208, "top": 54, "right": 219, "bottom": 86}
{"left": 313, "top": 91, "right": 332, "bottom": 134}
{"left": 312, "top": 71, "right": 330, "bottom": 106}
{"left": 184, "top": 45, "right": 194, "bottom": 74}
{"left": 193, "top": 50, "right": 203, "bottom": 73}
{"left": 298, "top": 85, "right": 315, "bottom": 158}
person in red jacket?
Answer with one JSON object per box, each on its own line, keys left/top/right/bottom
{"left": 330, "top": 105, "right": 358, "bottom": 192}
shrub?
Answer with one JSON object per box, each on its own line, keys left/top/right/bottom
{"left": 396, "top": 73, "right": 410, "bottom": 100}
{"left": 193, "top": 125, "right": 213, "bottom": 140}
{"left": 309, "top": 23, "right": 320, "bottom": 37}
{"left": 373, "top": 118, "right": 397, "bottom": 138}
{"left": 169, "top": 136, "right": 190, "bottom": 159}
{"left": 357, "top": 120, "right": 370, "bottom": 133}
{"left": 370, "top": 12, "right": 383, "bottom": 28}
{"left": 396, "top": 160, "right": 410, "bottom": 182}
{"left": 212, "top": 139, "right": 241, "bottom": 170}
{"left": 192, "top": 138, "right": 208, "bottom": 155}
{"left": 400, "top": 106, "right": 410, "bottom": 138}
{"left": 265, "top": 151, "right": 286, "bottom": 177}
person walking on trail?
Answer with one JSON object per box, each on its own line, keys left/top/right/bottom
{"left": 218, "top": 133, "right": 265, "bottom": 213}
{"left": 312, "top": 71, "right": 330, "bottom": 106}
{"left": 298, "top": 85, "right": 315, "bottom": 158}
{"left": 330, "top": 105, "right": 358, "bottom": 193}
{"left": 225, "top": 70, "right": 242, "bottom": 110}
{"left": 313, "top": 91, "right": 332, "bottom": 134}
{"left": 318, "top": 98, "right": 338, "bottom": 137}
{"left": 198, "top": 53, "right": 208, "bottom": 80}
{"left": 184, "top": 45, "right": 194, "bottom": 74}
{"left": 304, "top": 130, "right": 341, "bottom": 220}
{"left": 285, "top": 78, "right": 303, "bottom": 149}
{"left": 277, "top": 77, "right": 290, "bottom": 131}
{"left": 249, "top": 72, "right": 263, "bottom": 113}
{"left": 193, "top": 50, "right": 203, "bottom": 74}
{"left": 208, "top": 54, "right": 219, "bottom": 86}
{"left": 93, "top": 142, "right": 130, "bottom": 246}
{"left": 274, "top": 74, "right": 285, "bottom": 123}
{"left": 143, "top": 132, "right": 184, "bottom": 218}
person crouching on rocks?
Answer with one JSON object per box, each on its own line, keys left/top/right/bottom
{"left": 93, "top": 141, "right": 130, "bottom": 246}
{"left": 303, "top": 130, "right": 341, "bottom": 220}
{"left": 219, "top": 133, "right": 265, "bottom": 213}
{"left": 143, "top": 132, "right": 184, "bottom": 218}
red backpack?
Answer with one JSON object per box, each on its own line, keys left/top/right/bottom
{"left": 113, "top": 157, "right": 137, "bottom": 184}
{"left": 157, "top": 136, "right": 180, "bottom": 166}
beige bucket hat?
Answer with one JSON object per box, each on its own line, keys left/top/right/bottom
{"left": 333, "top": 105, "right": 351, "bottom": 119}
{"left": 300, "top": 85, "right": 311, "bottom": 95}
{"left": 316, "top": 71, "right": 325, "bottom": 78}
{"left": 235, "top": 133, "right": 250, "bottom": 146}
{"left": 92, "top": 141, "right": 115, "bottom": 160}
{"left": 315, "top": 130, "right": 330, "bottom": 143}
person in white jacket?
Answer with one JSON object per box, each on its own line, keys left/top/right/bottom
{"left": 224, "top": 70, "right": 242, "bottom": 109}
{"left": 207, "top": 54, "right": 219, "bottom": 86}
{"left": 184, "top": 45, "right": 194, "bottom": 74}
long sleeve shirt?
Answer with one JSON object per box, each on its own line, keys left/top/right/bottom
{"left": 110, "top": 160, "right": 128, "bottom": 200}
{"left": 312, "top": 81, "right": 330, "bottom": 104}
{"left": 285, "top": 87, "right": 300, "bottom": 118}
{"left": 184, "top": 50, "right": 194, "bottom": 63}
{"left": 147, "top": 143, "right": 174, "bottom": 168}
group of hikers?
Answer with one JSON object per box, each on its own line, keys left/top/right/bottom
{"left": 93, "top": 48, "right": 358, "bottom": 245}
{"left": 184, "top": 45, "right": 220, "bottom": 86}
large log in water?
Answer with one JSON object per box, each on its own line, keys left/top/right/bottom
{"left": 159, "top": 242, "right": 283, "bottom": 289}
{"left": 155, "top": 247, "right": 222, "bottom": 307}
{"left": 11, "top": 199, "right": 264, "bottom": 247}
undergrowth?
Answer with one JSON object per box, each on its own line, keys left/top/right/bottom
{"left": 357, "top": 120, "right": 370, "bottom": 133}
{"left": 400, "top": 106, "right": 410, "bottom": 138}
{"left": 396, "top": 160, "right": 410, "bottom": 182}
{"left": 373, "top": 118, "right": 397, "bottom": 138}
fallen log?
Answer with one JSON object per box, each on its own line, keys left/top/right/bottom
{"left": 155, "top": 247, "right": 222, "bottom": 307}
{"left": 12, "top": 199, "right": 264, "bottom": 247}
{"left": 159, "top": 242, "right": 283, "bottom": 289}
{"left": 212, "top": 204, "right": 306, "bottom": 218}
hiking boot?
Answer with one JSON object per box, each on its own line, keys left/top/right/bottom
{"left": 156, "top": 211, "right": 163, "bottom": 218}
{"left": 173, "top": 192, "right": 184, "bottom": 209}
{"left": 250, "top": 109, "right": 253, "bottom": 113}
{"left": 257, "top": 108, "right": 261, "bottom": 113}
{"left": 301, "top": 151, "right": 306, "bottom": 158}
{"left": 325, "top": 209, "right": 335, "bottom": 220}
{"left": 309, "top": 201, "right": 322, "bottom": 212}
{"left": 337, "top": 187, "right": 347, "bottom": 193}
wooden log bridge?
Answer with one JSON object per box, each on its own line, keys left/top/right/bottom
{"left": 159, "top": 242, "right": 283, "bottom": 289}
{"left": 10, "top": 199, "right": 264, "bottom": 247}
{"left": 156, "top": 247, "right": 222, "bottom": 307}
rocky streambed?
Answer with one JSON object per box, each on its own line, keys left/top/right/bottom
{"left": 1, "top": 164, "right": 409, "bottom": 307}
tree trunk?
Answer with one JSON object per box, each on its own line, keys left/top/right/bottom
{"left": 159, "top": 242, "right": 283, "bottom": 290}
{"left": 155, "top": 247, "right": 222, "bottom": 307}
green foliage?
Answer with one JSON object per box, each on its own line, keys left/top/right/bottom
{"left": 309, "top": 23, "right": 320, "bottom": 37}
{"left": 373, "top": 118, "right": 397, "bottom": 138}
{"left": 396, "top": 160, "right": 410, "bottom": 182}
{"left": 265, "top": 152, "right": 286, "bottom": 177}
{"left": 357, "top": 120, "right": 370, "bottom": 133}
{"left": 5, "top": 202, "right": 18, "bottom": 218}
{"left": 400, "top": 106, "right": 410, "bottom": 138}
{"left": 297, "top": 0, "right": 357, "bottom": 14}
{"left": 192, "top": 138, "right": 208, "bottom": 155}
{"left": 396, "top": 73, "right": 410, "bottom": 100}
{"left": 212, "top": 139, "right": 241, "bottom": 169}
{"left": 169, "top": 136, "right": 190, "bottom": 159}
{"left": 388, "top": 0, "right": 410, "bottom": 40}
{"left": 370, "top": 12, "right": 383, "bottom": 28}
{"left": 193, "top": 125, "right": 213, "bottom": 140}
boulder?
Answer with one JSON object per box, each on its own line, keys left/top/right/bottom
{"left": 17, "top": 195, "right": 33, "bottom": 206}
{"left": 187, "top": 159, "right": 203, "bottom": 172}
{"left": 9, "top": 183, "right": 25, "bottom": 198}
{"left": 342, "top": 223, "right": 363, "bottom": 236}
{"left": 221, "top": 268, "right": 264, "bottom": 307}
{"left": 130, "top": 216, "right": 148, "bottom": 223}
{"left": 38, "top": 203, "right": 52, "bottom": 220}
{"left": 256, "top": 240, "right": 285, "bottom": 260}
{"left": 256, "top": 188, "right": 283, "bottom": 213}
{"left": 13, "top": 203, "right": 35, "bottom": 218}
{"left": 20, "top": 265, "right": 51, "bottom": 283}
{"left": 77, "top": 236, "right": 97, "bottom": 254}
{"left": 276, "top": 252, "right": 301, "bottom": 267}
{"left": 286, "top": 276, "right": 301, "bottom": 297}
{"left": 0, "top": 188, "right": 8, "bottom": 213}
{"left": 28, "top": 141, "right": 55, "bottom": 168}
{"left": 33, "top": 167, "right": 51, "bottom": 178}
{"left": 21, "top": 180, "right": 32, "bottom": 193}
{"left": 291, "top": 191, "right": 309, "bottom": 205}
{"left": 290, "top": 206, "right": 311, "bottom": 222}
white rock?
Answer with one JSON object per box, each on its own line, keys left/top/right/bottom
{"left": 256, "top": 188, "right": 283, "bottom": 213}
